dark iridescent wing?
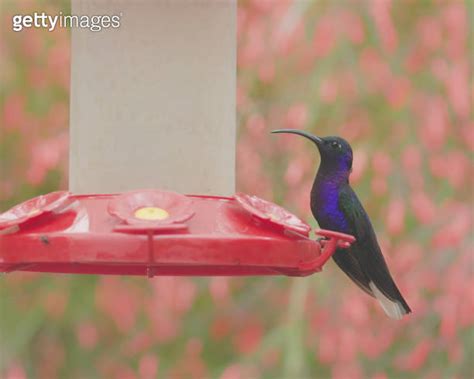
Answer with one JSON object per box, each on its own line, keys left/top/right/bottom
{"left": 338, "top": 185, "right": 374, "bottom": 243}
{"left": 326, "top": 185, "right": 374, "bottom": 296}
{"left": 338, "top": 185, "right": 410, "bottom": 313}
{"left": 332, "top": 248, "right": 374, "bottom": 297}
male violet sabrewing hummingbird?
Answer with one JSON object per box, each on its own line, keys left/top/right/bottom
{"left": 272, "top": 129, "right": 411, "bottom": 319}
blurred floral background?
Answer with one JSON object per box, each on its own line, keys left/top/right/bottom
{"left": 1, "top": 0, "right": 473, "bottom": 378}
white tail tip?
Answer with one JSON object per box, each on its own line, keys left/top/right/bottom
{"left": 369, "top": 281, "right": 406, "bottom": 320}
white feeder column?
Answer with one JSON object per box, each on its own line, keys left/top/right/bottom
{"left": 69, "top": 0, "right": 236, "bottom": 196}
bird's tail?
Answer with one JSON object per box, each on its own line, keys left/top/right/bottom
{"left": 369, "top": 281, "right": 411, "bottom": 320}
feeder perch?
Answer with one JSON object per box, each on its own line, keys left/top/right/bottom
{"left": 0, "top": 1, "right": 355, "bottom": 277}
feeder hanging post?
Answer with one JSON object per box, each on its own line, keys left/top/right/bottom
{"left": 69, "top": 0, "right": 236, "bottom": 195}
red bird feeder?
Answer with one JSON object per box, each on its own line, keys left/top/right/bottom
{"left": 0, "top": 190, "right": 355, "bottom": 277}
{"left": 0, "top": 2, "right": 355, "bottom": 277}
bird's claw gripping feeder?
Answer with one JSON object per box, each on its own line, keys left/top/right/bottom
{"left": 0, "top": 1, "right": 354, "bottom": 277}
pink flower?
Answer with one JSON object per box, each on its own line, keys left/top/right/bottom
{"left": 238, "top": 21, "right": 264, "bottom": 67}
{"left": 340, "top": 10, "right": 365, "bottom": 45}
{"left": 443, "top": 2, "right": 467, "bottom": 59}
{"left": 461, "top": 123, "right": 474, "bottom": 150}
{"left": 417, "top": 95, "right": 449, "bottom": 151}
{"left": 385, "top": 76, "right": 411, "bottom": 108}
{"left": 370, "top": 0, "right": 398, "bottom": 52}
{"left": 446, "top": 62, "right": 470, "bottom": 120}
{"left": 258, "top": 60, "right": 276, "bottom": 83}
{"left": 108, "top": 189, "right": 194, "bottom": 226}
{"left": 0, "top": 191, "right": 71, "bottom": 231}
{"left": 246, "top": 114, "right": 266, "bottom": 138}
{"left": 319, "top": 77, "right": 338, "bottom": 103}
{"left": 44, "top": 290, "right": 67, "bottom": 319}
{"left": 372, "top": 151, "right": 392, "bottom": 176}
{"left": 386, "top": 197, "right": 405, "bottom": 235}
{"left": 318, "top": 329, "right": 338, "bottom": 363}
{"left": 211, "top": 317, "right": 232, "bottom": 340}
{"left": 274, "top": 18, "right": 304, "bottom": 57}
{"left": 220, "top": 364, "right": 258, "bottom": 379}
{"left": 411, "top": 191, "right": 436, "bottom": 224}
{"left": 401, "top": 145, "right": 422, "bottom": 171}
{"left": 234, "top": 192, "right": 311, "bottom": 235}
{"left": 139, "top": 355, "right": 159, "bottom": 379}
{"left": 4, "top": 363, "right": 27, "bottom": 379}
{"left": 284, "top": 156, "right": 309, "bottom": 187}
{"left": 396, "top": 340, "right": 434, "bottom": 371}
{"left": 313, "top": 16, "right": 337, "bottom": 58}
{"left": 28, "top": 67, "right": 47, "bottom": 90}
{"left": 27, "top": 135, "right": 67, "bottom": 185}
{"left": 417, "top": 16, "right": 441, "bottom": 52}
{"left": 285, "top": 103, "right": 308, "bottom": 130}
{"left": 76, "top": 322, "right": 98, "bottom": 350}
{"left": 448, "top": 341, "right": 463, "bottom": 364}
{"left": 234, "top": 320, "right": 263, "bottom": 354}
{"left": 431, "top": 205, "right": 471, "bottom": 249}
{"left": 351, "top": 148, "right": 368, "bottom": 184}
{"left": 210, "top": 277, "right": 231, "bottom": 304}
{"left": 332, "top": 362, "right": 362, "bottom": 379}
{"left": 371, "top": 177, "right": 388, "bottom": 196}
{"left": 21, "top": 29, "right": 42, "bottom": 59}
{"left": 2, "top": 93, "right": 26, "bottom": 131}
{"left": 47, "top": 43, "right": 70, "bottom": 89}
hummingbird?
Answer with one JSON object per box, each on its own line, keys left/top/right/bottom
{"left": 272, "top": 129, "right": 411, "bottom": 319}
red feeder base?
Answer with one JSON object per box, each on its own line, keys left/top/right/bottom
{"left": 0, "top": 191, "right": 355, "bottom": 277}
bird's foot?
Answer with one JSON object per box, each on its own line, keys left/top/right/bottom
{"left": 316, "top": 236, "right": 329, "bottom": 247}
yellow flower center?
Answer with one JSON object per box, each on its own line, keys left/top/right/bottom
{"left": 269, "top": 213, "right": 281, "bottom": 221}
{"left": 28, "top": 209, "right": 40, "bottom": 216}
{"left": 134, "top": 207, "right": 169, "bottom": 221}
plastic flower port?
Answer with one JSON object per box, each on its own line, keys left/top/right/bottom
{"left": 108, "top": 189, "right": 195, "bottom": 226}
{"left": 0, "top": 191, "right": 71, "bottom": 232}
{"left": 234, "top": 192, "right": 311, "bottom": 235}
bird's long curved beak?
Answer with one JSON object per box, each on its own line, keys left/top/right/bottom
{"left": 271, "top": 129, "right": 323, "bottom": 146}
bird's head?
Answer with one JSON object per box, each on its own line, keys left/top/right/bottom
{"left": 271, "top": 129, "right": 353, "bottom": 175}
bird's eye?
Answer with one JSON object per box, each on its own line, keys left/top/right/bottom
{"left": 331, "top": 141, "right": 341, "bottom": 149}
